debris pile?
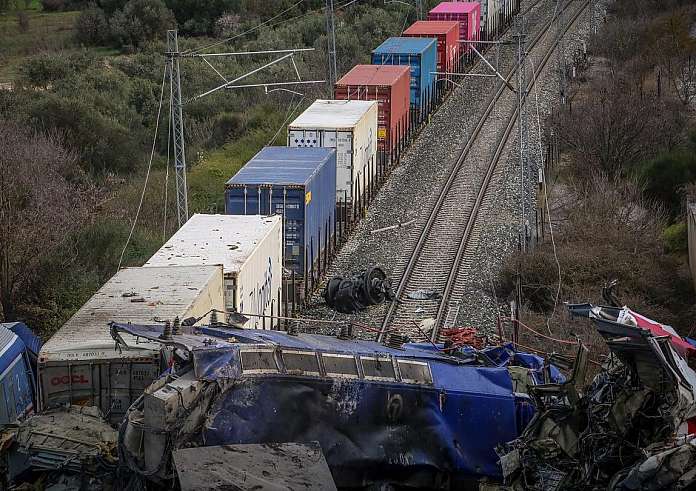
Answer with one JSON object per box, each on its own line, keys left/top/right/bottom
{"left": 2, "top": 406, "right": 117, "bottom": 488}
{"left": 497, "top": 304, "right": 696, "bottom": 491}
{"left": 110, "top": 320, "right": 563, "bottom": 488}
{"left": 324, "top": 266, "right": 394, "bottom": 313}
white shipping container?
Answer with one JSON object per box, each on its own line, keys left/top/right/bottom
{"left": 38, "top": 265, "right": 225, "bottom": 421}
{"left": 144, "top": 214, "right": 282, "bottom": 329}
{"left": 288, "top": 100, "right": 378, "bottom": 204}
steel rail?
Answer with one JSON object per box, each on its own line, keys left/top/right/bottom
{"left": 435, "top": 0, "right": 592, "bottom": 339}
{"left": 378, "top": 0, "right": 591, "bottom": 341}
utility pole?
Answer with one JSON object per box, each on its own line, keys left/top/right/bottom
{"left": 163, "top": 31, "right": 323, "bottom": 230}
{"left": 514, "top": 15, "right": 528, "bottom": 252}
{"left": 166, "top": 30, "right": 189, "bottom": 228}
{"left": 325, "top": 0, "right": 338, "bottom": 89}
{"left": 556, "top": 0, "right": 567, "bottom": 104}
{"left": 416, "top": 0, "right": 423, "bottom": 20}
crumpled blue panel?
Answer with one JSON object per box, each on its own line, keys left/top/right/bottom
{"left": 204, "top": 368, "right": 519, "bottom": 486}
{"left": 3, "top": 323, "right": 42, "bottom": 357}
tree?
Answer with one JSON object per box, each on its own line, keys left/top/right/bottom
{"left": 110, "top": 0, "right": 176, "bottom": 48}
{"left": 0, "top": 120, "right": 90, "bottom": 322}
{"left": 75, "top": 4, "right": 110, "bottom": 46}
{"left": 552, "top": 77, "right": 681, "bottom": 177}
{"left": 652, "top": 11, "right": 696, "bottom": 105}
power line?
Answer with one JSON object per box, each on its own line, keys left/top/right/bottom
{"left": 184, "top": 0, "right": 363, "bottom": 57}
{"left": 118, "top": 65, "right": 167, "bottom": 272}
{"left": 183, "top": 0, "right": 305, "bottom": 56}
{"left": 528, "top": 54, "right": 562, "bottom": 322}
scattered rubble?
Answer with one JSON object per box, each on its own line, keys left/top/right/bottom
{"left": 497, "top": 304, "right": 696, "bottom": 491}
{"left": 2, "top": 406, "right": 117, "bottom": 488}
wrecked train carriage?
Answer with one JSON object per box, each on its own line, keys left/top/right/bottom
{"left": 498, "top": 306, "right": 696, "bottom": 491}
{"left": 112, "top": 322, "right": 563, "bottom": 488}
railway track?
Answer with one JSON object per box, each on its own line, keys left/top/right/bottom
{"left": 378, "top": 0, "right": 591, "bottom": 342}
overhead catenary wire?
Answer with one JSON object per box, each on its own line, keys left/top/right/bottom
{"left": 117, "top": 65, "right": 167, "bottom": 272}
{"left": 266, "top": 95, "right": 306, "bottom": 147}
{"left": 183, "top": 0, "right": 365, "bottom": 57}
{"left": 182, "top": 0, "right": 305, "bottom": 56}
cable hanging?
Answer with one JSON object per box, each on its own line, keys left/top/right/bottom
{"left": 528, "top": 55, "right": 562, "bottom": 321}
{"left": 117, "top": 64, "right": 167, "bottom": 272}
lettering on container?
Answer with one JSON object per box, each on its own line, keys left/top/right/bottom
{"left": 50, "top": 374, "right": 90, "bottom": 386}
{"left": 247, "top": 257, "right": 274, "bottom": 328}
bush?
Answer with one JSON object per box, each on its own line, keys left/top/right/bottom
{"left": 664, "top": 221, "right": 688, "bottom": 254}
{"left": 637, "top": 147, "right": 696, "bottom": 218}
{"left": 75, "top": 5, "right": 110, "bottom": 46}
{"left": 41, "top": 0, "right": 66, "bottom": 11}
{"left": 209, "top": 112, "right": 244, "bottom": 147}
{"left": 28, "top": 93, "right": 143, "bottom": 175}
{"left": 110, "top": 0, "right": 176, "bottom": 48}
{"left": 17, "top": 11, "right": 29, "bottom": 32}
{"left": 18, "top": 54, "right": 70, "bottom": 89}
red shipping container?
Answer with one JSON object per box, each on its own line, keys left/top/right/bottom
{"left": 334, "top": 65, "right": 410, "bottom": 152}
{"left": 428, "top": 2, "right": 480, "bottom": 52}
{"left": 403, "top": 20, "right": 459, "bottom": 74}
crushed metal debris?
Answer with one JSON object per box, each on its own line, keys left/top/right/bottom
{"left": 496, "top": 304, "right": 696, "bottom": 491}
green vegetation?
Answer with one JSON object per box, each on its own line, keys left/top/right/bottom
{"left": 637, "top": 138, "right": 696, "bottom": 219}
{"left": 0, "top": 7, "right": 81, "bottom": 81}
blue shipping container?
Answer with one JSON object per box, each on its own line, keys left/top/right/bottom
{"left": 371, "top": 37, "right": 437, "bottom": 110}
{"left": 0, "top": 323, "right": 40, "bottom": 426}
{"left": 225, "top": 147, "right": 336, "bottom": 276}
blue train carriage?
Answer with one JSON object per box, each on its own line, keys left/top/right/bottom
{"left": 0, "top": 323, "right": 41, "bottom": 426}
{"left": 113, "top": 321, "right": 564, "bottom": 486}
{"left": 371, "top": 37, "right": 438, "bottom": 121}
{"left": 225, "top": 147, "right": 337, "bottom": 280}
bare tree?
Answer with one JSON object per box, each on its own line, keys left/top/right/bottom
{"left": 553, "top": 77, "right": 680, "bottom": 176}
{"left": 0, "top": 120, "right": 90, "bottom": 321}
{"left": 652, "top": 10, "right": 696, "bottom": 105}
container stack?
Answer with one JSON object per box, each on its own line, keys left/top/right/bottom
{"left": 37, "top": 265, "right": 225, "bottom": 423}
{"left": 403, "top": 20, "right": 460, "bottom": 76}
{"left": 427, "top": 2, "right": 481, "bottom": 53}
{"left": 287, "top": 99, "right": 378, "bottom": 214}
{"left": 225, "top": 147, "right": 336, "bottom": 288}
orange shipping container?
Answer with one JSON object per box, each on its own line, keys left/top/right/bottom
{"left": 334, "top": 65, "right": 410, "bottom": 152}
{"left": 403, "top": 20, "right": 460, "bottom": 74}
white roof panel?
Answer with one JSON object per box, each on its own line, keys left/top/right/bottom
{"left": 289, "top": 99, "right": 377, "bottom": 130}
{"left": 144, "top": 214, "right": 280, "bottom": 274}
{"left": 41, "top": 265, "right": 222, "bottom": 356}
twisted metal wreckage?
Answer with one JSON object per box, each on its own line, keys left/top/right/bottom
{"left": 4, "top": 301, "right": 696, "bottom": 489}
{"left": 110, "top": 319, "right": 563, "bottom": 488}
{"left": 498, "top": 303, "right": 696, "bottom": 491}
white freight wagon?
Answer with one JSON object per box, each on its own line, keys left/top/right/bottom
{"left": 38, "top": 265, "right": 224, "bottom": 423}
{"left": 145, "top": 214, "right": 282, "bottom": 329}
{"left": 288, "top": 99, "right": 378, "bottom": 206}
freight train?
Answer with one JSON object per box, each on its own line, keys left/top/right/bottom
{"left": 224, "top": 0, "right": 521, "bottom": 302}
{"left": 33, "top": 0, "right": 522, "bottom": 424}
